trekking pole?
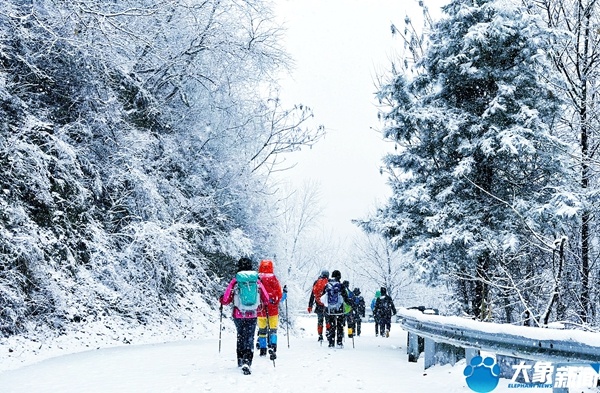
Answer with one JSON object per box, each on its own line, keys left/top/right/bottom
{"left": 351, "top": 311, "right": 355, "bottom": 348}
{"left": 284, "top": 285, "right": 290, "bottom": 348}
{"left": 218, "top": 304, "right": 223, "bottom": 353}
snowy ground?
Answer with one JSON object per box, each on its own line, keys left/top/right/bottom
{"left": 0, "top": 315, "right": 558, "bottom": 392}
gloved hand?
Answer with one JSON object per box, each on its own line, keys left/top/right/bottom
{"left": 307, "top": 307, "right": 312, "bottom": 313}
{"left": 283, "top": 285, "right": 288, "bottom": 293}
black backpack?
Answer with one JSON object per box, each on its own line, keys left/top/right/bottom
{"left": 377, "top": 296, "right": 395, "bottom": 316}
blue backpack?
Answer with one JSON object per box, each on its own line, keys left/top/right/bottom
{"left": 324, "top": 281, "right": 343, "bottom": 312}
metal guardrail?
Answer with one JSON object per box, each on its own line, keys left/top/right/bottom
{"left": 397, "top": 308, "right": 600, "bottom": 364}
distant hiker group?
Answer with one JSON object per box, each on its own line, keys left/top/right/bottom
{"left": 307, "top": 269, "right": 394, "bottom": 348}
{"left": 219, "top": 257, "right": 287, "bottom": 375}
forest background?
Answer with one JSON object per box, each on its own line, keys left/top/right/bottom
{"left": 1, "top": 0, "right": 600, "bottom": 343}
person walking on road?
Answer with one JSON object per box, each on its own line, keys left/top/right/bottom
{"left": 323, "top": 270, "right": 351, "bottom": 348}
{"left": 220, "top": 257, "right": 270, "bottom": 375}
{"left": 257, "top": 259, "right": 284, "bottom": 360}
{"left": 371, "top": 290, "right": 381, "bottom": 336}
{"left": 373, "top": 287, "right": 396, "bottom": 338}
{"left": 351, "top": 288, "right": 366, "bottom": 337}
{"left": 307, "top": 270, "right": 329, "bottom": 342}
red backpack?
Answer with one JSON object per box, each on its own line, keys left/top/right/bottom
{"left": 312, "top": 277, "right": 328, "bottom": 306}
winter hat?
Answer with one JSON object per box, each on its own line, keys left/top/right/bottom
{"left": 353, "top": 288, "right": 361, "bottom": 296}
{"left": 331, "top": 270, "right": 341, "bottom": 280}
{"left": 375, "top": 290, "right": 381, "bottom": 298}
{"left": 320, "top": 270, "right": 330, "bottom": 279}
{"left": 342, "top": 280, "right": 350, "bottom": 288}
{"left": 380, "top": 287, "right": 387, "bottom": 296}
{"left": 237, "top": 257, "right": 253, "bottom": 272}
{"left": 259, "top": 259, "right": 273, "bottom": 274}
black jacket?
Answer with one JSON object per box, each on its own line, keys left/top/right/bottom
{"left": 353, "top": 295, "right": 366, "bottom": 318}
{"left": 374, "top": 295, "right": 396, "bottom": 319}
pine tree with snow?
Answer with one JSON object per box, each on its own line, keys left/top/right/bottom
{"left": 368, "top": 0, "right": 574, "bottom": 320}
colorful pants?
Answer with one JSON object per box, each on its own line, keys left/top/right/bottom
{"left": 257, "top": 315, "right": 279, "bottom": 349}
{"left": 347, "top": 312, "right": 362, "bottom": 336}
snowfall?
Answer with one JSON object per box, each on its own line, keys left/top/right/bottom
{"left": 0, "top": 311, "right": 593, "bottom": 393}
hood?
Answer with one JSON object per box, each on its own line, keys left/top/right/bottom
{"left": 259, "top": 259, "right": 274, "bottom": 274}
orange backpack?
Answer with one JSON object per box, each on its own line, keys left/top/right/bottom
{"left": 312, "top": 278, "right": 328, "bottom": 306}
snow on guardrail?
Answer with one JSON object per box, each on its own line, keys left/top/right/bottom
{"left": 397, "top": 307, "right": 600, "bottom": 364}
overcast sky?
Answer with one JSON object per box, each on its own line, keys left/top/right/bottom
{"left": 272, "top": 0, "right": 446, "bottom": 242}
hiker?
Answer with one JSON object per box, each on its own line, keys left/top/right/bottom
{"left": 323, "top": 270, "right": 351, "bottom": 348}
{"left": 307, "top": 270, "right": 329, "bottom": 342}
{"left": 257, "top": 259, "right": 283, "bottom": 360}
{"left": 342, "top": 280, "right": 355, "bottom": 338}
{"left": 371, "top": 290, "right": 381, "bottom": 336}
{"left": 373, "top": 287, "right": 397, "bottom": 338}
{"left": 351, "top": 288, "right": 366, "bottom": 337}
{"left": 220, "top": 257, "right": 270, "bottom": 375}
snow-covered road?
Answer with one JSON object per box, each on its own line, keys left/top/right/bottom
{"left": 0, "top": 317, "right": 547, "bottom": 392}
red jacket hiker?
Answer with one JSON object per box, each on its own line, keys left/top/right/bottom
{"left": 256, "top": 259, "right": 284, "bottom": 358}
{"left": 257, "top": 260, "right": 283, "bottom": 317}
{"left": 307, "top": 270, "right": 329, "bottom": 342}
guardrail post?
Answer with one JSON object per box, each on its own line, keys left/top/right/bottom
{"left": 424, "top": 337, "right": 465, "bottom": 369}
{"left": 465, "top": 348, "right": 479, "bottom": 364}
{"left": 407, "top": 331, "right": 420, "bottom": 362}
{"left": 424, "top": 337, "right": 436, "bottom": 369}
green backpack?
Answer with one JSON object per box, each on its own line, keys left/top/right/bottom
{"left": 234, "top": 271, "right": 260, "bottom": 311}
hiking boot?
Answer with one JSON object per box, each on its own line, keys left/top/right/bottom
{"left": 337, "top": 343, "right": 344, "bottom": 349}
{"left": 269, "top": 349, "right": 277, "bottom": 361}
{"left": 385, "top": 330, "right": 390, "bottom": 338}
{"left": 259, "top": 348, "right": 267, "bottom": 357}
{"left": 328, "top": 342, "right": 335, "bottom": 348}
{"left": 318, "top": 335, "right": 323, "bottom": 342}
{"left": 242, "top": 364, "right": 251, "bottom": 375}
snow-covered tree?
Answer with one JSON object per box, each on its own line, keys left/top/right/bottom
{"left": 529, "top": 0, "right": 600, "bottom": 325}
{"left": 0, "top": 0, "right": 322, "bottom": 336}
{"left": 363, "top": 0, "right": 574, "bottom": 321}
{"left": 346, "top": 232, "right": 417, "bottom": 304}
